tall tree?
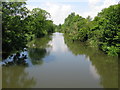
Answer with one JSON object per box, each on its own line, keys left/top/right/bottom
{"left": 2, "top": 2, "right": 29, "bottom": 53}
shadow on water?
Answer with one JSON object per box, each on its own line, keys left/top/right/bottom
{"left": 64, "top": 35, "right": 118, "bottom": 88}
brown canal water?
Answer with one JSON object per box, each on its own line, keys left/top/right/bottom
{"left": 2, "top": 32, "right": 118, "bottom": 88}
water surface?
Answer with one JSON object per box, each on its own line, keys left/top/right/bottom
{"left": 2, "top": 32, "right": 118, "bottom": 88}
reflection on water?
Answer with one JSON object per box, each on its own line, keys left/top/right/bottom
{"left": 49, "top": 33, "right": 68, "bottom": 53}
{"left": 0, "top": 66, "right": 1, "bottom": 89}
{"left": 2, "top": 32, "right": 118, "bottom": 88}
{"left": 2, "top": 66, "right": 36, "bottom": 88}
{"left": 64, "top": 34, "right": 118, "bottom": 88}
{"left": 29, "top": 48, "right": 47, "bottom": 65}
{"left": 27, "top": 36, "right": 52, "bottom": 65}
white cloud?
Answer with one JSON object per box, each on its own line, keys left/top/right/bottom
{"left": 26, "top": 0, "right": 118, "bottom": 25}
{"left": 81, "top": 0, "right": 118, "bottom": 18}
{"left": 27, "top": 0, "right": 88, "bottom": 2}
{"left": 101, "top": 0, "right": 117, "bottom": 8}
{"left": 88, "top": 0, "right": 101, "bottom": 5}
{"left": 26, "top": 5, "right": 36, "bottom": 10}
{"left": 26, "top": 2, "right": 72, "bottom": 25}
{"left": 42, "top": 2, "right": 72, "bottom": 25}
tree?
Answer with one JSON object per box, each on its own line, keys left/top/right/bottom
{"left": 30, "top": 8, "right": 51, "bottom": 38}
{"left": 2, "top": 2, "right": 29, "bottom": 57}
{"left": 61, "top": 4, "right": 120, "bottom": 56}
{"left": 94, "top": 4, "right": 120, "bottom": 56}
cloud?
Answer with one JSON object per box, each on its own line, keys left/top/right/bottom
{"left": 42, "top": 2, "right": 72, "bottom": 25}
{"left": 88, "top": 0, "right": 101, "bottom": 5}
{"left": 26, "top": 0, "right": 88, "bottom": 2}
{"left": 26, "top": 5, "right": 36, "bottom": 10}
{"left": 26, "top": 0, "right": 118, "bottom": 25}
{"left": 26, "top": 2, "right": 72, "bottom": 25}
{"left": 81, "top": 0, "right": 118, "bottom": 18}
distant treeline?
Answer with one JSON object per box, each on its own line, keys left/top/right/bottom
{"left": 57, "top": 4, "right": 120, "bottom": 56}
{"left": 2, "top": 2, "right": 55, "bottom": 57}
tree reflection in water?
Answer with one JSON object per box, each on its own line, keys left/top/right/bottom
{"left": 64, "top": 35, "right": 118, "bottom": 88}
{"left": 2, "top": 35, "right": 52, "bottom": 88}
{"left": 2, "top": 66, "right": 36, "bottom": 88}
{"left": 29, "top": 48, "right": 49, "bottom": 65}
{"left": 28, "top": 35, "right": 52, "bottom": 65}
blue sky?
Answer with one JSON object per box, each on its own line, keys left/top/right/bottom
{"left": 26, "top": 0, "right": 119, "bottom": 25}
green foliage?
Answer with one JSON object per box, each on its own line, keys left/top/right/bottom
{"left": 26, "top": 8, "right": 55, "bottom": 38}
{"left": 2, "top": 2, "right": 29, "bottom": 53}
{"left": 61, "top": 13, "right": 89, "bottom": 41}
{"left": 2, "top": 2, "right": 55, "bottom": 58}
{"left": 30, "top": 8, "right": 49, "bottom": 38}
{"left": 96, "top": 4, "right": 120, "bottom": 56}
{"left": 102, "top": 45, "right": 119, "bottom": 56}
{"left": 61, "top": 4, "right": 120, "bottom": 56}
{"left": 2, "top": 2, "right": 119, "bottom": 57}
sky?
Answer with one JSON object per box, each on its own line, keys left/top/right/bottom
{"left": 26, "top": 0, "right": 119, "bottom": 25}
